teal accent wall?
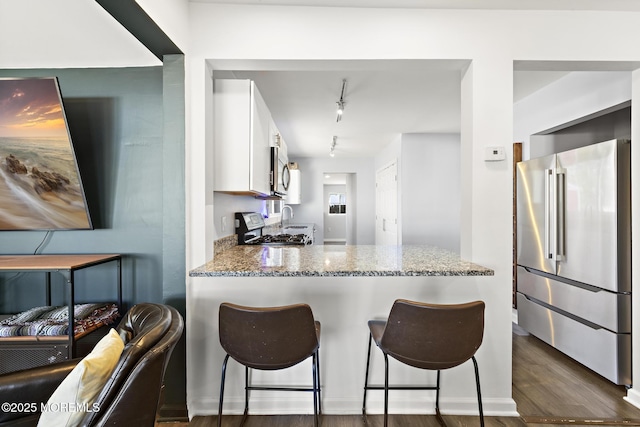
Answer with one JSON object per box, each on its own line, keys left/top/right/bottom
{"left": 0, "top": 63, "right": 186, "bottom": 408}
{"left": 161, "top": 54, "right": 187, "bottom": 409}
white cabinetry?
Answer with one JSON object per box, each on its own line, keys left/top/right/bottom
{"left": 268, "top": 117, "right": 282, "bottom": 150}
{"left": 287, "top": 166, "right": 301, "bottom": 204}
{"left": 213, "top": 79, "right": 271, "bottom": 196}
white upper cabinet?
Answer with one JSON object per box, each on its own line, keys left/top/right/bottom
{"left": 287, "top": 167, "right": 301, "bottom": 204}
{"left": 213, "top": 79, "right": 271, "bottom": 196}
{"left": 269, "top": 117, "right": 281, "bottom": 149}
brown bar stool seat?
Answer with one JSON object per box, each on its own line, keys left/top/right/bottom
{"left": 362, "top": 299, "right": 485, "bottom": 427}
{"left": 217, "top": 302, "right": 321, "bottom": 427}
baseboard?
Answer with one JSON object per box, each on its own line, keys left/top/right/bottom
{"left": 360, "top": 396, "right": 519, "bottom": 417}
{"left": 624, "top": 388, "right": 640, "bottom": 409}
{"left": 188, "top": 396, "right": 519, "bottom": 418}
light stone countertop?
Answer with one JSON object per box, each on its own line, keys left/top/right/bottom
{"left": 189, "top": 245, "right": 494, "bottom": 277}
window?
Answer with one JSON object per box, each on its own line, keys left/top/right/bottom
{"left": 328, "top": 193, "right": 346, "bottom": 214}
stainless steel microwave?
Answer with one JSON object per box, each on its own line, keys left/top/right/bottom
{"left": 270, "top": 145, "right": 290, "bottom": 197}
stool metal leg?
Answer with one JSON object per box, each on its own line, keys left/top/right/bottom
{"left": 240, "top": 366, "right": 250, "bottom": 427}
{"left": 218, "top": 354, "right": 230, "bottom": 427}
{"left": 383, "top": 353, "right": 389, "bottom": 427}
{"left": 435, "top": 370, "right": 446, "bottom": 426}
{"left": 316, "top": 347, "right": 322, "bottom": 415}
{"left": 362, "top": 332, "right": 374, "bottom": 418}
{"left": 472, "top": 356, "right": 484, "bottom": 427}
{"left": 312, "top": 351, "right": 319, "bottom": 427}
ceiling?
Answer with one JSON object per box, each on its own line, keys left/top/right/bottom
{"left": 192, "top": 0, "right": 640, "bottom": 11}
{"left": 220, "top": 64, "right": 570, "bottom": 158}
{"left": 4, "top": 0, "right": 630, "bottom": 159}
{"left": 197, "top": 3, "right": 636, "bottom": 160}
{"left": 232, "top": 66, "right": 463, "bottom": 158}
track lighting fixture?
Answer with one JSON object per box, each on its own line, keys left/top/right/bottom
{"left": 330, "top": 136, "right": 337, "bottom": 157}
{"left": 336, "top": 79, "right": 347, "bottom": 122}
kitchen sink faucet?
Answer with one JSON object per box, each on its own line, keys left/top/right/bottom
{"left": 282, "top": 205, "right": 294, "bottom": 225}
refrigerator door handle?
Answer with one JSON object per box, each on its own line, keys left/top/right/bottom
{"left": 556, "top": 169, "right": 566, "bottom": 261}
{"left": 544, "top": 168, "right": 554, "bottom": 260}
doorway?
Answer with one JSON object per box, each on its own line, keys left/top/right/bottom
{"left": 323, "top": 173, "right": 353, "bottom": 245}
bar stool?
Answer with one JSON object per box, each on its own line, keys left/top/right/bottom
{"left": 217, "top": 302, "right": 321, "bottom": 427}
{"left": 362, "top": 299, "right": 485, "bottom": 427}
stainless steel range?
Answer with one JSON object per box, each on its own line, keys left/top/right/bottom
{"left": 235, "top": 212, "right": 312, "bottom": 246}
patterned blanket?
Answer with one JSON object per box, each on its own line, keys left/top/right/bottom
{"left": 0, "top": 303, "right": 119, "bottom": 337}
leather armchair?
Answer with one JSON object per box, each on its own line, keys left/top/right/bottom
{"left": 0, "top": 303, "right": 184, "bottom": 427}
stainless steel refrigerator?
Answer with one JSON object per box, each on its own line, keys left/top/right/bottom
{"left": 516, "top": 138, "right": 631, "bottom": 385}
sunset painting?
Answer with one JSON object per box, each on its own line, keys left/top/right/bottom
{"left": 0, "top": 77, "right": 92, "bottom": 230}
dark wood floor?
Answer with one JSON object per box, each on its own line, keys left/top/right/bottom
{"left": 186, "top": 414, "right": 524, "bottom": 426}
{"left": 512, "top": 324, "right": 640, "bottom": 425}
{"left": 169, "top": 325, "right": 640, "bottom": 427}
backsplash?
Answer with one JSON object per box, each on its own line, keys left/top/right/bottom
{"left": 213, "top": 234, "right": 238, "bottom": 256}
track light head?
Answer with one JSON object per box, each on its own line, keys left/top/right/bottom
{"left": 330, "top": 136, "right": 337, "bottom": 157}
{"left": 335, "top": 79, "right": 347, "bottom": 122}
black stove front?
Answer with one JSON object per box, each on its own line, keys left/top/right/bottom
{"left": 235, "top": 212, "right": 312, "bottom": 246}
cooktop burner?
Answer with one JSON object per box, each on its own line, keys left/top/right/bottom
{"left": 236, "top": 212, "right": 313, "bottom": 246}
{"left": 248, "top": 233, "right": 311, "bottom": 246}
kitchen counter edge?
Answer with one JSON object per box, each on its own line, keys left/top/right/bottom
{"left": 189, "top": 245, "right": 494, "bottom": 278}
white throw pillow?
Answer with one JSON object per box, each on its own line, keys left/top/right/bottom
{"left": 37, "top": 328, "right": 125, "bottom": 427}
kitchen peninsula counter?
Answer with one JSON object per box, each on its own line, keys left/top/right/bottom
{"left": 189, "top": 244, "right": 494, "bottom": 277}
{"left": 186, "top": 245, "right": 515, "bottom": 419}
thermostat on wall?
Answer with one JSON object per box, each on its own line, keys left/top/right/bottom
{"left": 484, "top": 146, "right": 506, "bottom": 162}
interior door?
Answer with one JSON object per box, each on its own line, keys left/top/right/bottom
{"left": 375, "top": 161, "right": 398, "bottom": 245}
{"left": 516, "top": 153, "right": 557, "bottom": 275}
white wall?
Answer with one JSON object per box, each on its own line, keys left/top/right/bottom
{"left": 212, "top": 193, "right": 265, "bottom": 239}
{"left": 185, "top": 3, "right": 640, "bottom": 417}
{"left": 532, "top": 107, "right": 631, "bottom": 157}
{"left": 513, "top": 71, "right": 631, "bottom": 158}
{"left": 375, "top": 135, "right": 402, "bottom": 170}
{"left": 0, "top": 1, "right": 160, "bottom": 68}
{"left": 401, "top": 133, "right": 460, "bottom": 252}
{"left": 189, "top": 273, "right": 501, "bottom": 417}
{"left": 136, "top": 0, "right": 190, "bottom": 52}
{"left": 626, "top": 69, "right": 640, "bottom": 408}
{"left": 289, "top": 157, "right": 376, "bottom": 245}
